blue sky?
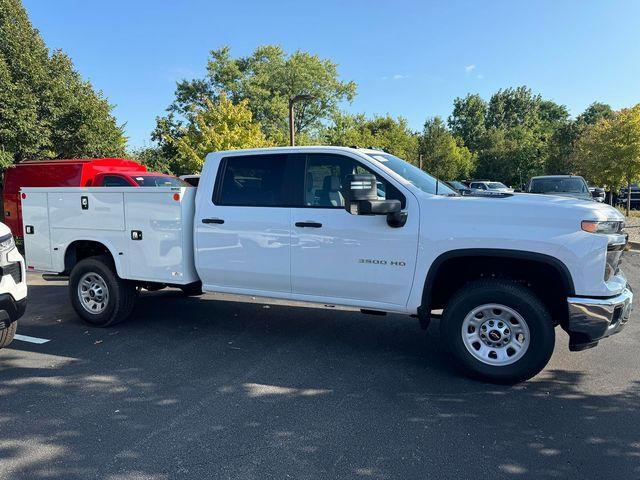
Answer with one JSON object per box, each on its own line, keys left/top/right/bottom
{"left": 23, "top": 0, "right": 640, "bottom": 149}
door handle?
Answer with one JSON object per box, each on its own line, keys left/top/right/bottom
{"left": 295, "top": 221, "right": 322, "bottom": 228}
{"left": 202, "top": 218, "right": 225, "bottom": 224}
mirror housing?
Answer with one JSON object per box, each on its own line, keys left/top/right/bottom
{"left": 342, "top": 174, "right": 407, "bottom": 228}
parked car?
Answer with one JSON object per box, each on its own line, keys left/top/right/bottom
{"left": 2, "top": 158, "right": 186, "bottom": 246}
{"left": 468, "top": 180, "right": 514, "bottom": 194}
{"left": 0, "top": 221, "right": 27, "bottom": 348}
{"left": 589, "top": 187, "right": 606, "bottom": 203}
{"left": 525, "top": 175, "right": 592, "bottom": 201}
{"left": 447, "top": 180, "right": 471, "bottom": 195}
{"left": 616, "top": 184, "right": 640, "bottom": 209}
{"left": 22, "top": 146, "right": 631, "bottom": 383}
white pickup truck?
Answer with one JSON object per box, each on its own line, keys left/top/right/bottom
{"left": 21, "top": 147, "right": 632, "bottom": 382}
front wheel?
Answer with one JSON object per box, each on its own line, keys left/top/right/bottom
{"left": 69, "top": 255, "right": 137, "bottom": 327}
{"left": 0, "top": 321, "right": 17, "bottom": 348}
{"left": 440, "top": 279, "right": 555, "bottom": 384}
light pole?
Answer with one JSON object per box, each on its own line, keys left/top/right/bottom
{"left": 288, "top": 95, "right": 313, "bottom": 146}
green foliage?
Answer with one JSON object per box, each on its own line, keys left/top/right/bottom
{"left": 128, "top": 146, "right": 175, "bottom": 174}
{"left": 0, "top": 0, "right": 125, "bottom": 165}
{"left": 449, "top": 86, "right": 569, "bottom": 185}
{"left": 321, "top": 112, "right": 418, "bottom": 162}
{"left": 154, "top": 45, "right": 357, "bottom": 155}
{"left": 578, "top": 104, "right": 640, "bottom": 213}
{"left": 448, "top": 94, "right": 487, "bottom": 151}
{"left": 546, "top": 102, "right": 615, "bottom": 176}
{"left": 418, "top": 117, "right": 474, "bottom": 180}
{"left": 165, "top": 95, "right": 271, "bottom": 174}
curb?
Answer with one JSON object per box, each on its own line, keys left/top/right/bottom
{"left": 627, "top": 241, "right": 640, "bottom": 253}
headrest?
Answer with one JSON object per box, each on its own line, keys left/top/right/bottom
{"left": 323, "top": 175, "right": 341, "bottom": 192}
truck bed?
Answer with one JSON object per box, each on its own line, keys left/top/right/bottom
{"left": 20, "top": 187, "right": 198, "bottom": 285}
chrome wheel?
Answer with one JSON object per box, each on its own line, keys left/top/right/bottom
{"left": 78, "top": 272, "right": 109, "bottom": 314}
{"left": 461, "top": 303, "right": 530, "bottom": 366}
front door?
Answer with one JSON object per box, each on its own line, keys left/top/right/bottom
{"left": 290, "top": 153, "right": 419, "bottom": 309}
{"left": 195, "top": 153, "right": 294, "bottom": 295}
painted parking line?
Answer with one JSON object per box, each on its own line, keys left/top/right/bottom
{"left": 14, "top": 334, "right": 50, "bottom": 344}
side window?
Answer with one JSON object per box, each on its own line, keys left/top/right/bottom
{"left": 304, "top": 154, "right": 405, "bottom": 208}
{"left": 102, "top": 175, "right": 132, "bottom": 187}
{"left": 215, "top": 154, "right": 289, "bottom": 207}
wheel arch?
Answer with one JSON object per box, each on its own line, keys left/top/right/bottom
{"left": 63, "top": 238, "right": 125, "bottom": 277}
{"left": 420, "top": 249, "right": 575, "bottom": 324}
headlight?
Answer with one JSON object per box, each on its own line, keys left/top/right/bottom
{"left": 581, "top": 220, "right": 623, "bottom": 234}
{"left": 0, "top": 234, "right": 15, "bottom": 252}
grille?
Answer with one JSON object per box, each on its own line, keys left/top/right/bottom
{"left": 1, "top": 262, "right": 22, "bottom": 284}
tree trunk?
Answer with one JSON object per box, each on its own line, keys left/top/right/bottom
{"left": 627, "top": 180, "right": 631, "bottom": 217}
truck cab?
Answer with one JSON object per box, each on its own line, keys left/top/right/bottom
{"left": 20, "top": 146, "right": 633, "bottom": 383}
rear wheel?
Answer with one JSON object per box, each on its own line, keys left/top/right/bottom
{"left": 69, "top": 256, "right": 136, "bottom": 327}
{"left": 0, "top": 321, "right": 17, "bottom": 348}
{"left": 440, "top": 279, "right": 555, "bottom": 383}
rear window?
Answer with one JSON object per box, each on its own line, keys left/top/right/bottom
{"left": 133, "top": 176, "right": 188, "bottom": 187}
{"left": 215, "top": 155, "right": 290, "bottom": 207}
{"left": 529, "top": 178, "right": 588, "bottom": 194}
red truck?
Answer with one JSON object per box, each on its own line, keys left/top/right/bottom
{"left": 2, "top": 158, "right": 187, "bottom": 245}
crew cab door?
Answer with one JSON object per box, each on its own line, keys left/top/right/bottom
{"left": 195, "top": 153, "right": 294, "bottom": 294}
{"left": 290, "top": 153, "right": 419, "bottom": 309}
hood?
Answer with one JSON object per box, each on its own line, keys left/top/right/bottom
{"left": 533, "top": 191, "right": 593, "bottom": 201}
{"left": 424, "top": 192, "right": 624, "bottom": 229}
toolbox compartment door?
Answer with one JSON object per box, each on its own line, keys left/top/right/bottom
{"left": 21, "top": 191, "right": 53, "bottom": 271}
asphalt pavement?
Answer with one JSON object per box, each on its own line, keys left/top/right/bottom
{"left": 1, "top": 256, "right": 639, "bottom": 479}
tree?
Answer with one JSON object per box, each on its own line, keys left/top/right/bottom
{"left": 547, "top": 102, "right": 614, "bottom": 176}
{"left": 154, "top": 45, "right": 356, "bottom": 154}
{"left": 578, "top": 105, "right": 640, "bottom": 213}
{"left": 576, "top": 102, "right": 615, "bottom": 126}
{"left": 418, "top": 117, "right": 474, "bottom": 180}
{"left": 322, "top": 112, "right": 419, "bottom": 162}
{"left": 164, "top": 95, "right": 270, "bottom": 174}
{"left": 0, "top": 0, "right": 125, "bottom": 165}
{"left": 448, "top": 93, "right": 487, "bottom": 151}
{"left": 129, "top": 146, "right": 175, "bottom": 174}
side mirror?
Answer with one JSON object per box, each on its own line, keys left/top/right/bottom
{"left": 342, "top": 174, "right": 407, "bottom": 228}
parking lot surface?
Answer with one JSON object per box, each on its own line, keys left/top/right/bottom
{"left": 1, "top": 257, "right": 639, "bottom": 480}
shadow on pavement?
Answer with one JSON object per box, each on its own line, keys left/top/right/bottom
{"left": 1, "top": 283, "right": 639, "bottom": 479}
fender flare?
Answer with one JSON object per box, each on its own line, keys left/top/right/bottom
{"left": 419, "top": 248, "right": 575, "bottom": 314}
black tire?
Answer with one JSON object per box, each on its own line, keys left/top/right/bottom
{"left": 69, "top": 255, "right": 137, "bottom": 327}
{"left": 440, "top": 279, "right": 555, "bottom": 384}
{"left": 0, "top": 321, "right": 17, "bottom": 348}
{"left": 180, "top": 281, "right": 203, "bottom": 296}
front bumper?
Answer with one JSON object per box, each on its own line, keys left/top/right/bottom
{"left": 566, "top": 286, "right": 633, "bottom": 351}
{"left": 0, "top": 293, "right": 27, "bottom": 330}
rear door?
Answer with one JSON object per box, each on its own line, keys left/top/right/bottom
{"left": 195, "top": 154, "right": 294, "bottom": 295}
{"left": 21, "top": 191, "right": 53, "bottom": 271}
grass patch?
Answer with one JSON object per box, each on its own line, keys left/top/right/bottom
{"left": 616, "top": 206, "right": 640, "bottom": 218}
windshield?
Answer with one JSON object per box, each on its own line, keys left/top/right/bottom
{"left": 133, "top": 175, "right": 190, "bottom": 187}
{"left": 366, "top": 153, "right": 456, "bottom": 196}
{"left": 448, "top": 181, "right": 466, "bottom": 189}
{"left": 487, "top": 182, "right": 508, "bottom": 190}
{"left": 529, "top": 177, "right": 588, "bottom": 194}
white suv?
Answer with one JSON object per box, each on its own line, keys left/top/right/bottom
{"left": 0, "top": 222, "right": 27, "bottom": 348}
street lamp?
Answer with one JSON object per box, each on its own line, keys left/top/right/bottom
{"left": 288, "top": 95, "right": 313, "bottom": 146}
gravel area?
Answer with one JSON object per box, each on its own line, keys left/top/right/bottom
{"left": 625, "top": 217, "right": 640, "bottom": 243}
